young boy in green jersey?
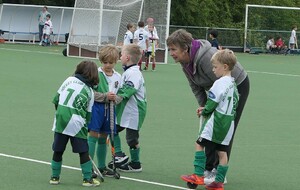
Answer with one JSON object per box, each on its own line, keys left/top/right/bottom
{"left": 50, "top": 60, "right": 100, "bottom": 187}
{"left": 109, "top": 44, "right": 147, "bottom": 172}
{"left": 181, "top": 49, "right": 239, "bottom": 190}
{"left": 87, "top": 45, "right": 128, "bottom": 178}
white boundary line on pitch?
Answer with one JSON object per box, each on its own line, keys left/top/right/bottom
{"left": 0, "top": 153, "right": 188, "bottom": 190}
{"left": 0, "top": 47, "right": 61, "bottom": 55}
{"left": 169, "top": 64, "right": 300, "bottom": 78}
{"left": 247, "top": 70, "right": 300, "bottom": 77}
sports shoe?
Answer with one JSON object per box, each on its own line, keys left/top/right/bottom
{"left": 180, "top": 174, "right": 204, "bottom": 185}
{"left": 204, "top": 168, "right": 227, "bottom": 185}
{"left": 91, "top": 169, "right": 98, "bottom": 178}
{"left": 108, "top": 153, "right": 129, "bottom": 169}
{"left": 205, "top": 181, "right": 224, "bottom": 190}
{"left": 82, "top": 178, "right": 100, "bottom": 187}
{"left": 143, "top": 67, "right": 148, "bottom": 71}
{"left": 99, "top": 167, "right": 115, "bottom": 177}
{"left": 49, "top": 176, "right": 60, "bottom": 185}
{"left": 152, "top": 69, "right": 156, "bottom": 72}
{"left": 118, "top": 161, "right": 142, "bottom": 172}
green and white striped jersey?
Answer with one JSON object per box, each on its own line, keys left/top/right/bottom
{"left": 96, "top": 68, "right": 121, "bottom": 94}
{"left": 52, "top": 76, "right": 94, "bottom": 139}
{"left": 116, "top": 65, "right": 147, "bottom": 130}
{"left": 200, "top": 76, "right": 239, "bottom": 145}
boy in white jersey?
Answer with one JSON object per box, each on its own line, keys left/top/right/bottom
{"left": 50, "top": 60, "right": 100, "bottom": 187}
{"left": 144, "top": 24, "right": 159, "bottom": 71}
{"left": 42, "top": 14, "right": 53, "bottom": 46}
{"left": 123, "top": 23, "right": 135, "bottom": 45}
{"left": 181, "top": 49, "right": 239, "bottom": 190}
{"left": 87, "top": 45, "right": 128, "bottom": 178}
{"left": 110, "top": 44, "right": 147, "bottom": 172}
{"left": 134, "top": 21, "right": 149, "bottom": 71}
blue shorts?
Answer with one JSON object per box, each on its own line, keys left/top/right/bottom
{"left": 52, "top": 132, "right": 88, "bottom": 153}
{"left": 88, "top": 102, "right": 116, "bottom": 134}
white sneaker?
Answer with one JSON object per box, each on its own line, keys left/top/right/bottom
{"left": 204, "top": 170, "right": 215, "bottom": 185}
{"left": 39, "top": 41, "right": 42, "bottom": 45}
{"left": 204, "top": 168, "right": 227, "bottom": 185}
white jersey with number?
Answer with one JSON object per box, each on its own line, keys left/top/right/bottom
{"left": 116, "top": 65, "right": 147, "bottom": 130}
{"left": 134, "top": 28, "right": 149, "bottom": 51}
{"left": 123, "top": 30, "right": 133, "bottom": 45}
{"left": 200, "top": 76, "right": 239, "bottom": 145}
{"left": 52, "top": 76, "right": 94, "bottom": 139}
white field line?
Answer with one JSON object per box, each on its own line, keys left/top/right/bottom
{"left": 169, "top": 64, "right": 300, "bottom": 78}
{"left": 0, "top": 153, "right": 188, "bottom": 190}
{"left": 0, "top": 47, "right": 61, "bottom": 55}
{"left": 247, "top": 70, "right": 300, "bottom": 77}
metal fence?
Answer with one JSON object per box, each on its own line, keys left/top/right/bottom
{"left": 169, "top": 25, "right": 293, "bottom": 52}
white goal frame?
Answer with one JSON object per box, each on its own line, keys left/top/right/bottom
{"left": 244, "top": 4, "right": 300, "bottom": 52}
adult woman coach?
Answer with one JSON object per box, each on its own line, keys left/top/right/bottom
{"left": 167, "top": 29, "right": 250, "bottom": 183}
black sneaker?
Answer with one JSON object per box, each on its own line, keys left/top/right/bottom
{"left": 118, "top": 161, "right": 142, "bottom": 172}
{"left": 99, "top": 167, "right": 115, "bottom": 177}
{"left": 108, "top": 152, "right": 129, "bottom": 169}
{"left": 92, "top": 169, "right": 98, "bottom": 178}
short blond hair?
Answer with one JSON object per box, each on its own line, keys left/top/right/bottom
{"left": 98, "top": 44, "right": 119, "bottom": 63}
{"left": 123, "top": 44, "right": 142, "bottom": 64}
{"left": 211, "top": 49, "right": 237, "bottom": 70}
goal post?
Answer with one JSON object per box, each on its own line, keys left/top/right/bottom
{"left": 244, "top": 4, "right": 300, "bottom": 52}
{"left": 67, "top": 0, "right": 171, "bottom": 63}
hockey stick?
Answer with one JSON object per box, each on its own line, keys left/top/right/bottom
{"left": 89, "top": 156, "right": 104, "bottom": 182}
{"left": 198, "top": 115, "right": 204, "bottom": 135}
{"left": 151, "top": 31, "right": 155, "bottom": 58}
{"left": 109, "top": 101, "right": 121, "bottom": 179}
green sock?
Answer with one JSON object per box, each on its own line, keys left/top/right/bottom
{"left": 97, "top": 137, "right": 107, "bottom": 169}
{"left": 130, "top": 147, "right": 140, "bottom": 163}
{"left": 112, "top": 134, "right": 122, "bottom": 155}
{"left": 193, "top": 151, "right": 206, "bottom": 176}
{"left": 81, "top": 160, "right": 92, "bottom": 180}
{"left": 51, "top": 160, "right": 62, "bottom": 177}
{"left": 88, "top": 136, "right": 98, "bottom": 159}
{"left": 215, "top": 165, "right": 228, "bottom": 183}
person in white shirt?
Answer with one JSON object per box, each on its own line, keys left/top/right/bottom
{"left": 144, "top": 17, "right": 158, "bottom": 36}
{"left": 289, "top": 25, "right": 297, "bottom": 50}
{"left": 123, "top": 23, "right": 135, "bottom": 46}
{"left": 266, "top": 36, "right": 276, "bottom": 52}
{"left": 134, "top": 21, "right": 149, "bottom": 70}
{"left": 144, "top": 25, "right": 159, "bottom": 71}
{"left": 42, "top": 14, "right": 53, "bottom": 46}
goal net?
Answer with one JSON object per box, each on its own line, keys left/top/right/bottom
{"left": 244, "top": 4, "right": 300, "bottom": 52}
{"left": 68, "top": 0, "right": 171, "bottom": 63}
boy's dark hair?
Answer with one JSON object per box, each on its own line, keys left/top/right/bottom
{"left": 209, "top": 29, "right": 218, "bottom": 38}
{"left": 75, "top": 60, "right": 99, "bottom": 86}
{"left": 138, "top": 21, "right": 144, "bottom": 27}
{"left": 46, "top": 14, "right": 51, "bottom": 18}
